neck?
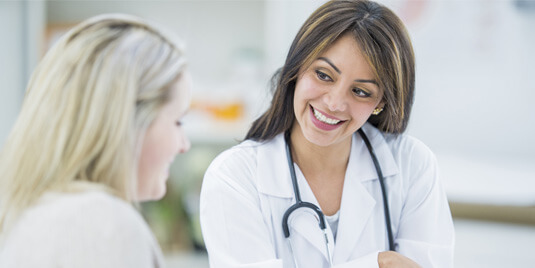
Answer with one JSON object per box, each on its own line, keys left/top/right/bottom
{"left": 289, "top": 125, "right": 352, "bottom": 179}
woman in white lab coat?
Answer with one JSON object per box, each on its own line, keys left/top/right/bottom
{"left": 200, "top": 0, "right": 454, "bottom": 267}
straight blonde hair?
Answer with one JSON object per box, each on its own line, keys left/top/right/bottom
{"left": 0, "top": 14, "right": 187, "bottom": 232}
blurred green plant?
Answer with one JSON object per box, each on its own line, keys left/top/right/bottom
{"left": 141, "top": 142, "right": 235, "bottom": 252}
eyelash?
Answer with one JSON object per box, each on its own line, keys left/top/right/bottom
{"left": 315, "top": 69, "right": 372, "bottom": 98}
{"left": 353, "top": 88, "right": 371, "bottom": 98}
{"left": 315, "top": 70, "right": 332, "bottom": 82}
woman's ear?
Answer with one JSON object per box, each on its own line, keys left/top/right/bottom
{"left": 372, "top": 103, "right": 384, "bottom": 115}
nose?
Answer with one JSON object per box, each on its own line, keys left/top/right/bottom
{"left": 177, "top": 134, "right": 191, "bottom": 154}
{"left": 324, "top": 85, "right": 347, "bottom": 112}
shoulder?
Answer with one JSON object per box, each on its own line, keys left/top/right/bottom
{"left": 383, "top": 132, "right": 436, "bottom": 162}
{"left": 381, "top": 131, "right": 440, "bottom": 187}
{"left": 202, "top": 134, "right": 288, "bottom": 199}
{"left": 43, "top": 190, "right": 145, "bottom": 229}
{"left": 205, "top": 139, "right": 263, "bottom": 176}
{"left": 1, "top": 191, "right": 159, "bottom": 267}
{"left": 60, "top": 191, "right": 154, "bottom": 245}
{"left": 203, "top": 138, "right": 264, "bottom": 196}
{"left": 204, "top": 135, "right": 283, "bottom": 183}
{"left": 363, "top": 123, "right": 438, "bottom": 175}
{"left": 10, "top": 190, "right": 151, "bottom": 241}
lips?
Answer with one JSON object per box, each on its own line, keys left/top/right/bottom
{"left": 309, "top": 105, "right": 345, "bottom": 131}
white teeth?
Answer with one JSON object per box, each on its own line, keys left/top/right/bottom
{"left": 313, "top": 108, "right": 341, "bottom": 125}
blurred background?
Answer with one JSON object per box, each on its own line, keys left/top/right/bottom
{"left": 1, "top": 0, "right": 534, "bottom": 267}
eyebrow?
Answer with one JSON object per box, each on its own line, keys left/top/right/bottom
{"left": 355, "top": 79, "right": 379, "bottom": 86}
{"left": 317, "top": 57, "right": 379, "bottom": 86}
{"left": 318, "top": 57, "right": 341, "bottom": 74}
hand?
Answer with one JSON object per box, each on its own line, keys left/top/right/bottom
{"left": 378, "top": 251, "right": 421, "bottom": 268}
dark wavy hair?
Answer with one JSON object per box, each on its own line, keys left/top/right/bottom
{"left": 246, "top": 0, "right": 415, "bottom": 141}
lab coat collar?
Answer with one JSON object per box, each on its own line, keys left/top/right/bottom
{"left": 256, "top": 123, "right": 399, "bottom": 197}
{"left": 355, "top": 123, "right": 399, "bottom": 182}
{"left": 256, "top": 133, "right": 295, "bottom": 198}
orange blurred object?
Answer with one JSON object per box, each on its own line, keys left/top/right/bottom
{"left": 191, "top": 100, "right": 244, "bottom": 121}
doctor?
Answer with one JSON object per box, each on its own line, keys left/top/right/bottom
{"left": 200, "top": 0, "right": 454, "bottom": 267}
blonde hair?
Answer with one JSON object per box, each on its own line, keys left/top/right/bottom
{"left": 0, "top": 14, "right": 187, "bottom": 231}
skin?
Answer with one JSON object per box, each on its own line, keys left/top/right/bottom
{"left": 290, "top": 33, "right": 420, "bottom": 267}
{"left": 378, "top": 251, "right": 422, "bottom": 268}
{"left": 292, "top": 34, "right": 384, "bottom": 150}
{"left": 291, "top": 33, "right": 383, "bottom": 216}
{"left": 137, "top": 72, "right": 192, "bottom": 201}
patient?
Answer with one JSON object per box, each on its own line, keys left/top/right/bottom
{"left": 0, "top": 14, "right": 191, "bottom": 267}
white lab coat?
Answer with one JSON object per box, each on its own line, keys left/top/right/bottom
{"left": 200, "top": 123, "right": 454, "bottom": 268}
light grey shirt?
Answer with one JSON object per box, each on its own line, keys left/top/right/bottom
{"left": 325, "top": 210, "right": 341, "bottom": 242}
{"left": 0, "top": 190, "right": 164, "bottom": 268}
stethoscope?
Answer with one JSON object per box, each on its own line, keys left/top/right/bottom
{"left": 282, "top": 128, "right": 394, "bottom": 267}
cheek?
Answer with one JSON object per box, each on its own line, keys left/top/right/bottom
{"left": 294, "top": 76, "right": 324, "bottom": 106}
{"left": 137, "top": 125, "right": 169, "bottom": 178}
{"left": 142, "top": 128, "right": 169, "bottom": 164}
{"left": 348, "top": 102, "right": 378, "bottom": 124}
{"left": 136, "top": 146, "right": 155, "bottom": 200}
{"left": 138, "top": 137, "right": 162, "bottom": 182}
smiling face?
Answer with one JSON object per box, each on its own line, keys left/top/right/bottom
{"left": 292, "top": 33, "right": 384, "bottom": 148}
{"left": 137, "top": 72, "right": 192, "bottom": 201}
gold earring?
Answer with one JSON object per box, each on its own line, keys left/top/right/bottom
{"left": 372, "top": 107, "right": 383, "bottom": 115}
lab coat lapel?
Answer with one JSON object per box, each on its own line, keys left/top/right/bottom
{"left": 334, "top": 127, "right": 399, "bottom": 263}
{"left": 256, "top": 134, "right": 334, "bottom": 263}
{"left": 333, "top": 151, "right": 376, "bottom": 263}
{"left": 290, "top": 165, "right": 336, "bottom": 262}
{"left": 256, "top": 134, "right": 294, "bottom": 198}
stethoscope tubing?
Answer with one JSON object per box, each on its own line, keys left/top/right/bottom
{"left": 283, "top": 131, "right": 334, "bottom": 267}
{"left": 282, "top": 131, "right": 327, "bottom": 238}
{"left": 357, "top": 128, "right": 395, "bottom": 251}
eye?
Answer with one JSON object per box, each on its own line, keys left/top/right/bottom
{"left": 175, "top": 121, "right": 183, "bottom": 127}
{"left": 352, "top": 88, "right": 371, "bottom": 98}
{"left": 315, "top": 70, "right": 332, "bottom": 82}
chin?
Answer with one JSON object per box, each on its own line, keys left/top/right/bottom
{"left": 138, "top": 186, "right": 167, "bottom": 202}
{"left": 302, "top": 130, "right": 336, "bottom": 147}
{"left": 153, "top": 185, "right": 167, "bottom": 201}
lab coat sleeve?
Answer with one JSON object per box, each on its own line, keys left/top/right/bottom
{"left": 332, "top": 251, "right": 379, "bottom": 268}
{"left": 395, "top": 138, "right": 455, "bottom": 268}
{"left": 200, "top": 148, "right": 284, "bottom": 268}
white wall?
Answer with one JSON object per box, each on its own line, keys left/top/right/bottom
{"left": 380, "top": 0, "right": 535, "bottom": 204}
{"left": 263, "top": 0, "right": 325, "bottom": 75}
{"left": 398, "top": 0, "right": 535, "bottom": 159}
{"left": 0, "top": 1, "right": 24, "bottom": 146}
{"left": 0, "top": 0, "right": 45, "bottom": 146}
{"left": 46, "top": 0, "right": 265, "bottom": 88}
